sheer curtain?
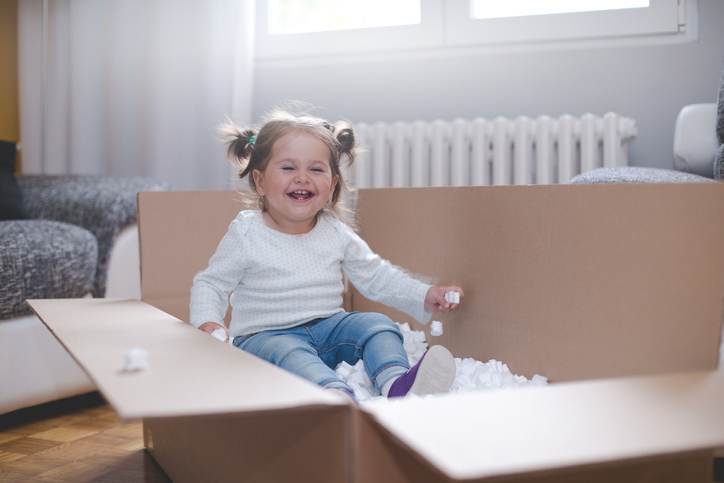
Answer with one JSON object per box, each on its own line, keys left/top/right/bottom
{"left": 18, "top": 0, "right": 254, "bottom": 189}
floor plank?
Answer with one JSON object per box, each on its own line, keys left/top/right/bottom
{"left": 0, "top": 452, "right": 24, "bottom": 465}
{"left": 31, "top": 427, "right": 99, "bottom": 444}
{"left": 0, "top": 436, "right": 21, "bottom": 446}
{"left": 0, "top": 438, "right": 60, "bottom": 456}
{"left": 0, "top": 397, "right": 169, "bottom": 482}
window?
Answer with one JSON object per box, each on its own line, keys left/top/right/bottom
{"left": 470, "top": 0, "right": 651, "bottom": 20}
{"left": 256, "top": 0, "right": 443, "bottom": 58}
{"left": 447, "top": 0, "right": 683, "bottom": 46}
{"left": 268, "top": 0, "right": 422, "bottom": 34}
{"left": 256, "top": 0, "right": 689, "bottom": 60}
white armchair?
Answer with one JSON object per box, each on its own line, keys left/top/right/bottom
{"left": 673, "top": 103, "right": 720, "bottom": 178}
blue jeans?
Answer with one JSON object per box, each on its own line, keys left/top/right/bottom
{"left": 233, "top": 311, "right": 410, "bottom": 394}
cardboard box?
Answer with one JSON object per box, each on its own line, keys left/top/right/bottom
{"left": 30, "top": 184, "right": 724, "bottom": 482}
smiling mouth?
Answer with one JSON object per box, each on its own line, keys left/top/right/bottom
{"left": 287, "top": 190, "right": 315, "bottom": 201}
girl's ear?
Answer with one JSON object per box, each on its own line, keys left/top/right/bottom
{"left": 252, "top": 169, "right": 265, "bottom": 195}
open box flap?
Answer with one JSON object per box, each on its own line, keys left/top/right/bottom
{"left": 352, "top": 183, "right": 724, "bottom": 382}
{"left": 360, "top": 371, "right": 724, "bottom": 481}
{"left": 29, "top": 298, "right": 344, "bottom": 420}
{"left": 138, "top": 190, "right": 245, "bottom": 322}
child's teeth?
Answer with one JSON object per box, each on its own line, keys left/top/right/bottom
{"left": 289, "top": 190, "right": 312, "bottom": 199}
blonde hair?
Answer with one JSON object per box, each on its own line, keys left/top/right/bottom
{"left": 220, "top": 110, "right": 357, "bottom": 227}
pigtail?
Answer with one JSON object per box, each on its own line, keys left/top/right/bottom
{"left": 323, "top": 120, "right": 356, "bottom": 229}
{"left": 219, "top": 120, "right": 257, "bottom": 179}
{"left": 331, "top": 121, "right": 355, "bottom": 167}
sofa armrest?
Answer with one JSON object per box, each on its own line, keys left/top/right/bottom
{"left": 17, "top": 175, "right": 167, "bottom": 296}
{"left": 0, "top": 220, "right": 98, "bottom": 319}
{"left": 105, "top": 224, "right": 141, "bottom": 299}
{"left": 673, "top": 103, "right": 718, "bottom": 178}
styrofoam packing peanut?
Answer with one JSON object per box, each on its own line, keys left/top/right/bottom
{"left": 430, "top": 320, "right": 444, "bottom": 337}
{"left": 122, "top": 347, "right": 149, "bottom": 372}
{"left": 445, "top": 291, "right": 460, "bottom": 304}
{"left": 335, "top": 322, "right": 548, "bottom": 402}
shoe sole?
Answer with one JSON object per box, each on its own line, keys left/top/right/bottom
{"left": 408, "top": 345, "right": 456, "bottom": 396}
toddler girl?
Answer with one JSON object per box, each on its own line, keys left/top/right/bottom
{"left": 190, "top": 110, "right": 463, "bottom": 400}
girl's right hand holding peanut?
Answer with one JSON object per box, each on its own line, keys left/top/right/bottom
{"left": 199, "top": 322, "right": 228, "bottom": 342}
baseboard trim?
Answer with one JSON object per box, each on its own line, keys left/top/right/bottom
{"left": 0, "top": 391, "right": 104, "bottom": 430}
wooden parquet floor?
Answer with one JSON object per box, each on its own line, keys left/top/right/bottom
{"left": 0, "top": 394, "right": 169, "bottom": 482}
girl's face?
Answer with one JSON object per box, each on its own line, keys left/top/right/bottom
{"left": 252, "top": 130, "right": 337, "bottom": 234}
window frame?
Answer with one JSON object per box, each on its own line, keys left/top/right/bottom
{"left": 446, "top": 0, "right": 683, "bottom": 47}
{"left": 255, "top": 0, "right": 444, "bottom": 60}
{"left": 255, "top": 0, "right": 688, "bottom": 60}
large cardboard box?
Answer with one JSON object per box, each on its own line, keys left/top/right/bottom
{"left": 30, "top": 184, "right": 724, "bottom": 482}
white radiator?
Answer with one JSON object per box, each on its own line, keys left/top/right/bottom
{"left": 348, "top": 113, "right": 637, "bottom": 187}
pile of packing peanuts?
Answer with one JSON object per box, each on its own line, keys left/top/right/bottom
{"left": 336, "top": 322, "right": 548, "bottom": 402}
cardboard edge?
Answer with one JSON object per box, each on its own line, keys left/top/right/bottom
{"left": 137, "top": 191, "right": 144, "bottom": 304}
{"left": 358, "top": 406, "right": 715, "bottom": 482}
{"left": 118, "top": 397, "right": 351, "bottom": 421}
{"left": 137, "top": 400, "right": 353, "bottom": 422}
{"left": 462, "top": 450, "right": 714, "bottom": 483}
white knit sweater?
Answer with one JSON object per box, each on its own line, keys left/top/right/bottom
{"left": 190, "top": 210, "right": 432, "bottom": 337}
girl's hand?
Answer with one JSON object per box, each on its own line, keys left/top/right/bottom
{"left": 199, "top": 321, "right": 228, "bottom": 341}
{"left": 424, "top": 285, "right": 464, "bottom": 314}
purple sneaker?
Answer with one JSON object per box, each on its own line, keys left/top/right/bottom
{"left": 388, "top": 345, "right": 456, "bottom": 398}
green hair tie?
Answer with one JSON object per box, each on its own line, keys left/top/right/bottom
{"left": 247, "top": 135, "right": 257, "bottom": 146}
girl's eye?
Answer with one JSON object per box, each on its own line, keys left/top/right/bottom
{"left": 312, "top": 168, "right": 325, "bottom": 173}
{"left": 281, "top": 166, "right": 294, "bottom": 171}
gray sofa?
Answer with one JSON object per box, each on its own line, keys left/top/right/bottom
{"left": 0, "top": 175, "right": 167, "bottom": 414}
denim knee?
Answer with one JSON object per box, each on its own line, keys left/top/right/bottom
{"left": 243, "top": 333, "right": 314, "bottom": 367}
{"left": 275, "top": 342, "right": 318, "bottom": 368}
{"left": 357, "top": 312, "right": 403, "bottom": 345}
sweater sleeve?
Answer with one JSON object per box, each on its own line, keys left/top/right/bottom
{"left": 339, "top": 222, "right": 432, "bottom": 324}
{"left": 189, "top": 215, "right": 248, "bottom": 328}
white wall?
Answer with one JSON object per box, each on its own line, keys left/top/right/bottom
{"left": 253, "top": 0, "right": 724, "bottom": 171}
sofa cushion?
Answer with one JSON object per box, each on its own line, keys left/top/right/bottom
{"left": 17, "top": 175, "right": 167, "bottom": 297}
{"left": 571, "top": 166, "right": 716, "bottom": 184}
{"left": 0, "top": 141, "right": 28, "bottom": 221}
{"left": 0, "top": 220, "right": 97, "bottom": 319}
